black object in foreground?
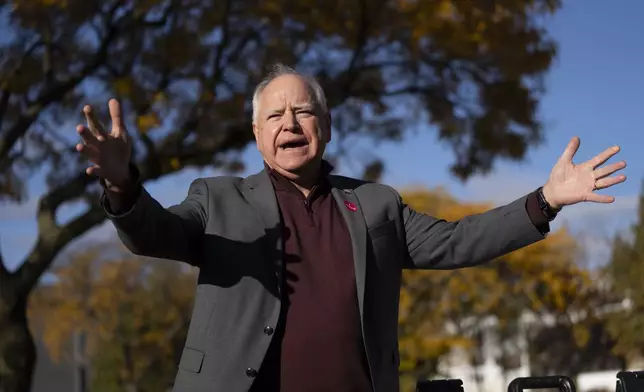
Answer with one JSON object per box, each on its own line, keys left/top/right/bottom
{"left": 507, "top": 375, "right": 576, "bottom": 392}
{"left": 416, "top": 378, "right": 464, "bottom": 392}
{"left": 616, "top": 370, "right": 644, "bottom": 392}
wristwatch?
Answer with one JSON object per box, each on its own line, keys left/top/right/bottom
{"left": 536, "top": 186, "right": 560, "bottom": 221}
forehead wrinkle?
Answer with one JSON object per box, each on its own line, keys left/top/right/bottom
{"left": 258, "top": 76, "right": 316, "bottom": 116}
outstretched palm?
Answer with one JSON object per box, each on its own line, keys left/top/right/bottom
{"left": 76, "top": 99, "right": 131, "bottom": 188}
{"left": 543, "top": 137, "right": 626, "bottom": 209}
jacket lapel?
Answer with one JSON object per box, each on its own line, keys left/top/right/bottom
{"left": 242, "top": 170, "right": 283, "bottom": 293}
{"left": 241, "top": 167, "right": 368, "bottom": 317}
{"left": 329, "top": 183, "right": 368, "bottom": 322}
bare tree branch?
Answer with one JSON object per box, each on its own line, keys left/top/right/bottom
{"left": 0, "top": 244, "right": 19, "bottom": 317}
{"left": 347, "top": 0, "right": 371, "bottom": 72}
{"left": 0, "top": 21, "right": 120, "bottom": 173}
{"left": 0, "top": 245, "right": 11, "bottom": 291}
{"left": 0, "top": 1, "right": 170, "bottom": 173}
{"left": 0, "top": 248, "right": 7, "bottom": 275}
{"left": 139, "top": 2, "right": 174, "bottom": 27}
{"left": 0, "top": 87, "right": 12, "bottom": 131}
{"left": 13, "top": 199, "right": 105, "bottom": 298}
{"left": 210, "top": 0, "right": 233, "bottom": 91}
{"left": 0, "top": 38, "right": 42, "bottom": 130}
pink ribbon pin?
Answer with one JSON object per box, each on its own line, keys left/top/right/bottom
{"left": 344, "top": 201, "right": 358, "bottom": 212}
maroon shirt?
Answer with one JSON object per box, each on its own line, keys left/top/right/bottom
{"left": 250, "top": 162, "right": 372, "bottom": 391}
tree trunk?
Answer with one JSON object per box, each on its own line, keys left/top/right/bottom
{"left": 0, "top": 297, "right": 36, "bottom": 392}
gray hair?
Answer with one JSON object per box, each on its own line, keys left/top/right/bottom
{"left": 251, "top": 63, "right": 328, "bottom": 123}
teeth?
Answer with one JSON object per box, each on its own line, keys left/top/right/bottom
{"left": 281, "top": 141, "right": 306, "bottom": 148}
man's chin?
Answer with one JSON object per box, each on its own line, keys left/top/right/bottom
{"left": 276, "top": 156, "right": 307, "bottom": 168}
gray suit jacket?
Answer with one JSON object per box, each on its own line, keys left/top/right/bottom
{"left": 104, "top": 169, "right": 546, "bottom": 392}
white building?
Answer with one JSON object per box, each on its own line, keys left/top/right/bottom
{"left": 432, "top": 302, "right": 639, "bottom": 392}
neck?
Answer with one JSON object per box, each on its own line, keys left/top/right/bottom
{"left": 289, "top": 176, "right": 317, "bottom": 197}
{"left": 287, "top": 164, "right": 321, "bottom": 197}
{"left": 265, "top": 160, "right": 324, "bottom": 197}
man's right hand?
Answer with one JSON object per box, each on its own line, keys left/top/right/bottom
{"left": 76, "top": 99, "right": 132, "bottom": 191}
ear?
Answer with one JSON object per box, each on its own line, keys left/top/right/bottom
{"left": 252, "top": 123, "right": 260, "bottom": 150}
{"left": 324, "top": 112, "right": 332, "bottom": 143}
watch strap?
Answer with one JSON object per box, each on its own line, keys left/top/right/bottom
{"left": 536, "top": 186, "right": 560, "bottom": 221}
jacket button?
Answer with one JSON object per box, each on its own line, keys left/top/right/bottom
{"left": 246, "top": 368, "right": 258, "bottom": 378}
{"left": 263, "top": 326, "right": 274, "bottom": 335}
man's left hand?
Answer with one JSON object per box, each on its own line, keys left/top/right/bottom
{"left": 542, "top": 136, "right": 626, "bottom": 209}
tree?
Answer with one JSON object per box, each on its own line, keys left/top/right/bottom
{"left": 527, "top": 319, "right": 626, "bottom": 378}
{"left": 605, "top": 182, "right": 644, "bottom": 365}
{"left": 0, "top": 0, "right": 560, "bottom": 389}
{"left": 396, "top": 187, "right": 598, "bottom": 391}
{"left": 28, "top": 245, "right": 196, "bottom": 392}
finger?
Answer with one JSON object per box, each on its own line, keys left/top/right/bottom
{"left": 559, "top": 136, "right": 580, "bottom": 163}
{"left": 77, "top": 124, "right": 101, "bottom": 145}
{"left": 593, "top": 161, "right": 626, "bottom": 179}
{"left": 85, "top": 165, "right": 104, "bottom": 178}
{"left": 108, "top": 98, "right": 128, "bottom": 138}
{"left": 585, "top": 145, "right": 620, "bottom": 169}
{"left": 594, "top": 174, "right": 627, "bottom": 190}
{"left": 586, "top": 193, "right": 615, "bottom": 204}
{"left": 76, "top": 142, "right": 101, "bottom": 163}
{"left": 83, "top": 105, "right": 107, "bottom": 137}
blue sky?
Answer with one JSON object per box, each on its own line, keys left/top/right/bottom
{"left": 1, "top": 0, "right": 643, "bottom": 270}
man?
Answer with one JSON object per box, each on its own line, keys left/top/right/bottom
{"left": 76, "top": 64, "right": 626, "bottom": 392}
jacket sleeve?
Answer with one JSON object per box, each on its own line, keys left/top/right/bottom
{"left": 400, "top": 191, "right": 547, "bottom": 270}
{"left": 103, "top": 178, "right": 209, "bottom": 266}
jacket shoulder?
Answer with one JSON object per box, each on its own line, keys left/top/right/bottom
{"left": 197, "top": 175, "right": 245, "bottom": 194}
{"left": 329, "top": 175, "right": 401, "bottom": 205}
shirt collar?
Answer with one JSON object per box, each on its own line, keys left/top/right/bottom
{"left": 265, "top": 159, "right": 334, "bottom": 192}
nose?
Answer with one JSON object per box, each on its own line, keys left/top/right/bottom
{"left": 281, "top": 109, "right": 298, "bottom": 132}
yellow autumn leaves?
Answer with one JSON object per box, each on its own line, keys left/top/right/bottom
{"left": 29, "top": 247, "right": 196, "bottom": 389}
{"left": 397, "top": 187, "right": 596, "bottom": 387}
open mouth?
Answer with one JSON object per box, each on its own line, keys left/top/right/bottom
{"left": 279, "top": 140, "right": 308, "bottom": 149}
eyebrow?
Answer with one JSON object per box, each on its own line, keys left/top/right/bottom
{"left": 265, "top": 104, "right": 315, "bottom": 116}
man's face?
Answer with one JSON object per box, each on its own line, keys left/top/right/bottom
{"left": 253, "top": 74, "right": 331, "bottom": 178}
